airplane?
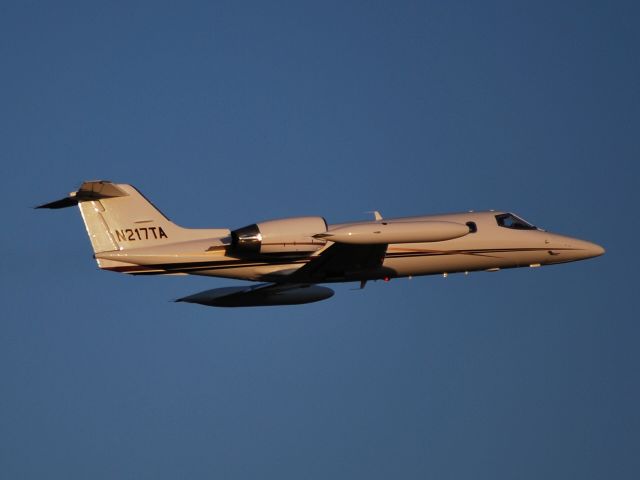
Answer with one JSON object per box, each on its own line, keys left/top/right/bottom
{"left": 37, "top": 180, "right": 605, "bottom": 307}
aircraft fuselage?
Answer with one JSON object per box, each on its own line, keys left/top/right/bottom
{"left": 95, "top": 211, "right": 603, "bottom": 282}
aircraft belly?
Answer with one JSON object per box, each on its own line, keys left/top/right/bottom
{"left": 382, "top": 254, "right": 480, "bottom": 276}
{"left": 383, "top": 248, "right": 548, "bottom": 276}
{"left": 189, "top": 267, "right": 259, "bottom": 279}
{"left": 189, "top": 263, "right": 303, "bottom": 281}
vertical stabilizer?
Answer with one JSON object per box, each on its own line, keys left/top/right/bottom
{"left": 77, "top": 183, "right": 186, "bottom": 252}
{"left": 37, "top": 181, "right": 229, "bottom": 258}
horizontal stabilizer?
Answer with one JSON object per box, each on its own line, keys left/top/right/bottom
{"left": 176, "top": 283, "right": 334, "bottom": 307}
{"left": 36, "top": 181, "right": 128, "bottom": 209}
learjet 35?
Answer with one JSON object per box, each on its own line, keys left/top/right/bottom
{"left": 38, "top": 181, "right": 605, "bottom": 307}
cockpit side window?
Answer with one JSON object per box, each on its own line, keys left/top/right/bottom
{"left": 495, "top": 213, "right": 537, "bottom": 230}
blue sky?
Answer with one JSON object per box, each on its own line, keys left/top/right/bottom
{"left": 1, "top": 1, "right": 638, "bottom": 478}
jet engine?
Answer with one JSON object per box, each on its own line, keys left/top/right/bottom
{"left": 231, "top": 216, "right": 327, "bottom": 255}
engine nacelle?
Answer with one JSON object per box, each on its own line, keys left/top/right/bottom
{"left": 231, "top": 216, "right": 327, "bottom": 255}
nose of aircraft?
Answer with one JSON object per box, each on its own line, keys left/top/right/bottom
{"left": 585, "top": 241, "right": 606, "bottom": 258}
{"left": 550, "top": 235, "right": 605, "bottom": 261}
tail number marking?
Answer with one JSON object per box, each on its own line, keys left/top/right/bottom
{"left": 115, "top": 227, "right": 168, "bottom": 242}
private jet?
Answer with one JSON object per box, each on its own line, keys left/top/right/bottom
{"left": 38, "top": 181, "right": 605, "bottom": 307}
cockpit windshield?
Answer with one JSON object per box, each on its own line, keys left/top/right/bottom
{"left": 495, "top": 213, "right": 537, "bottom": 230}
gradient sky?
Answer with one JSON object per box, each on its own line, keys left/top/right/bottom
{"left": 1, "top": 1, "right": 638, "bottom": 479}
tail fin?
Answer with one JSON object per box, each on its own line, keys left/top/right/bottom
{"left": 37, "top": 180, "right": 225, "bottom": 255}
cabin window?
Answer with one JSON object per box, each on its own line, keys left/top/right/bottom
{"left": 466, "top": 221, "right": 477, "bottom": 233}
{"left": 495, "top": 213, "right": 537, "bottom": 230}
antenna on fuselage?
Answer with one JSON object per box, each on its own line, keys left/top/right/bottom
{"left": 366, "top": 211, "right": 383, "bottom": 221}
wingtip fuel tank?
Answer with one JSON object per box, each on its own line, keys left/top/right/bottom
{"left": 176, "top": 284, "right": 335, "bottom": 307}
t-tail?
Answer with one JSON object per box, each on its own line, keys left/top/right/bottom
{"left": 37, "top": 180, "right": 229, "bottom": 272}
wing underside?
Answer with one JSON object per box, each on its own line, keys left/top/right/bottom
{"left": 288, "top": 242, "right": 389, "bottom": 282}
{"left": 177, "top": 242, "right": 390, "bottom": 307}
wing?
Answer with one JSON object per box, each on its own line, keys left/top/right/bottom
{"left": 288, "top": 242, "right": 389, "bottom": 283}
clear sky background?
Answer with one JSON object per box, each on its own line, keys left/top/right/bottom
{"left": 1, "top": 1, "right": 638, "bottom": 478}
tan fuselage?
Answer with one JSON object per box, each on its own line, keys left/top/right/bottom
{"left": 96, "top": 211, "right": 603, "bottom": 283}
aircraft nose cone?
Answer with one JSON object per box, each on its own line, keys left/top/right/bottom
{"left": 573, "top": 239, "right": 606, "bottom": 259}
{"left": 587, "top": 241, "right": 605, "bottom": 257}
{"left": 547, "top": 235, "right": 605, "bottom": 262}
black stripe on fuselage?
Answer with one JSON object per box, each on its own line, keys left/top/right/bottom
{"left": 107, "top": 258, "right": 309, "bottom": 274}
{"left": 385, "top": 247, "right": 578, "bottom": 259}
{"left": 110, "top": 247, "right": 576, "bottom": 275}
